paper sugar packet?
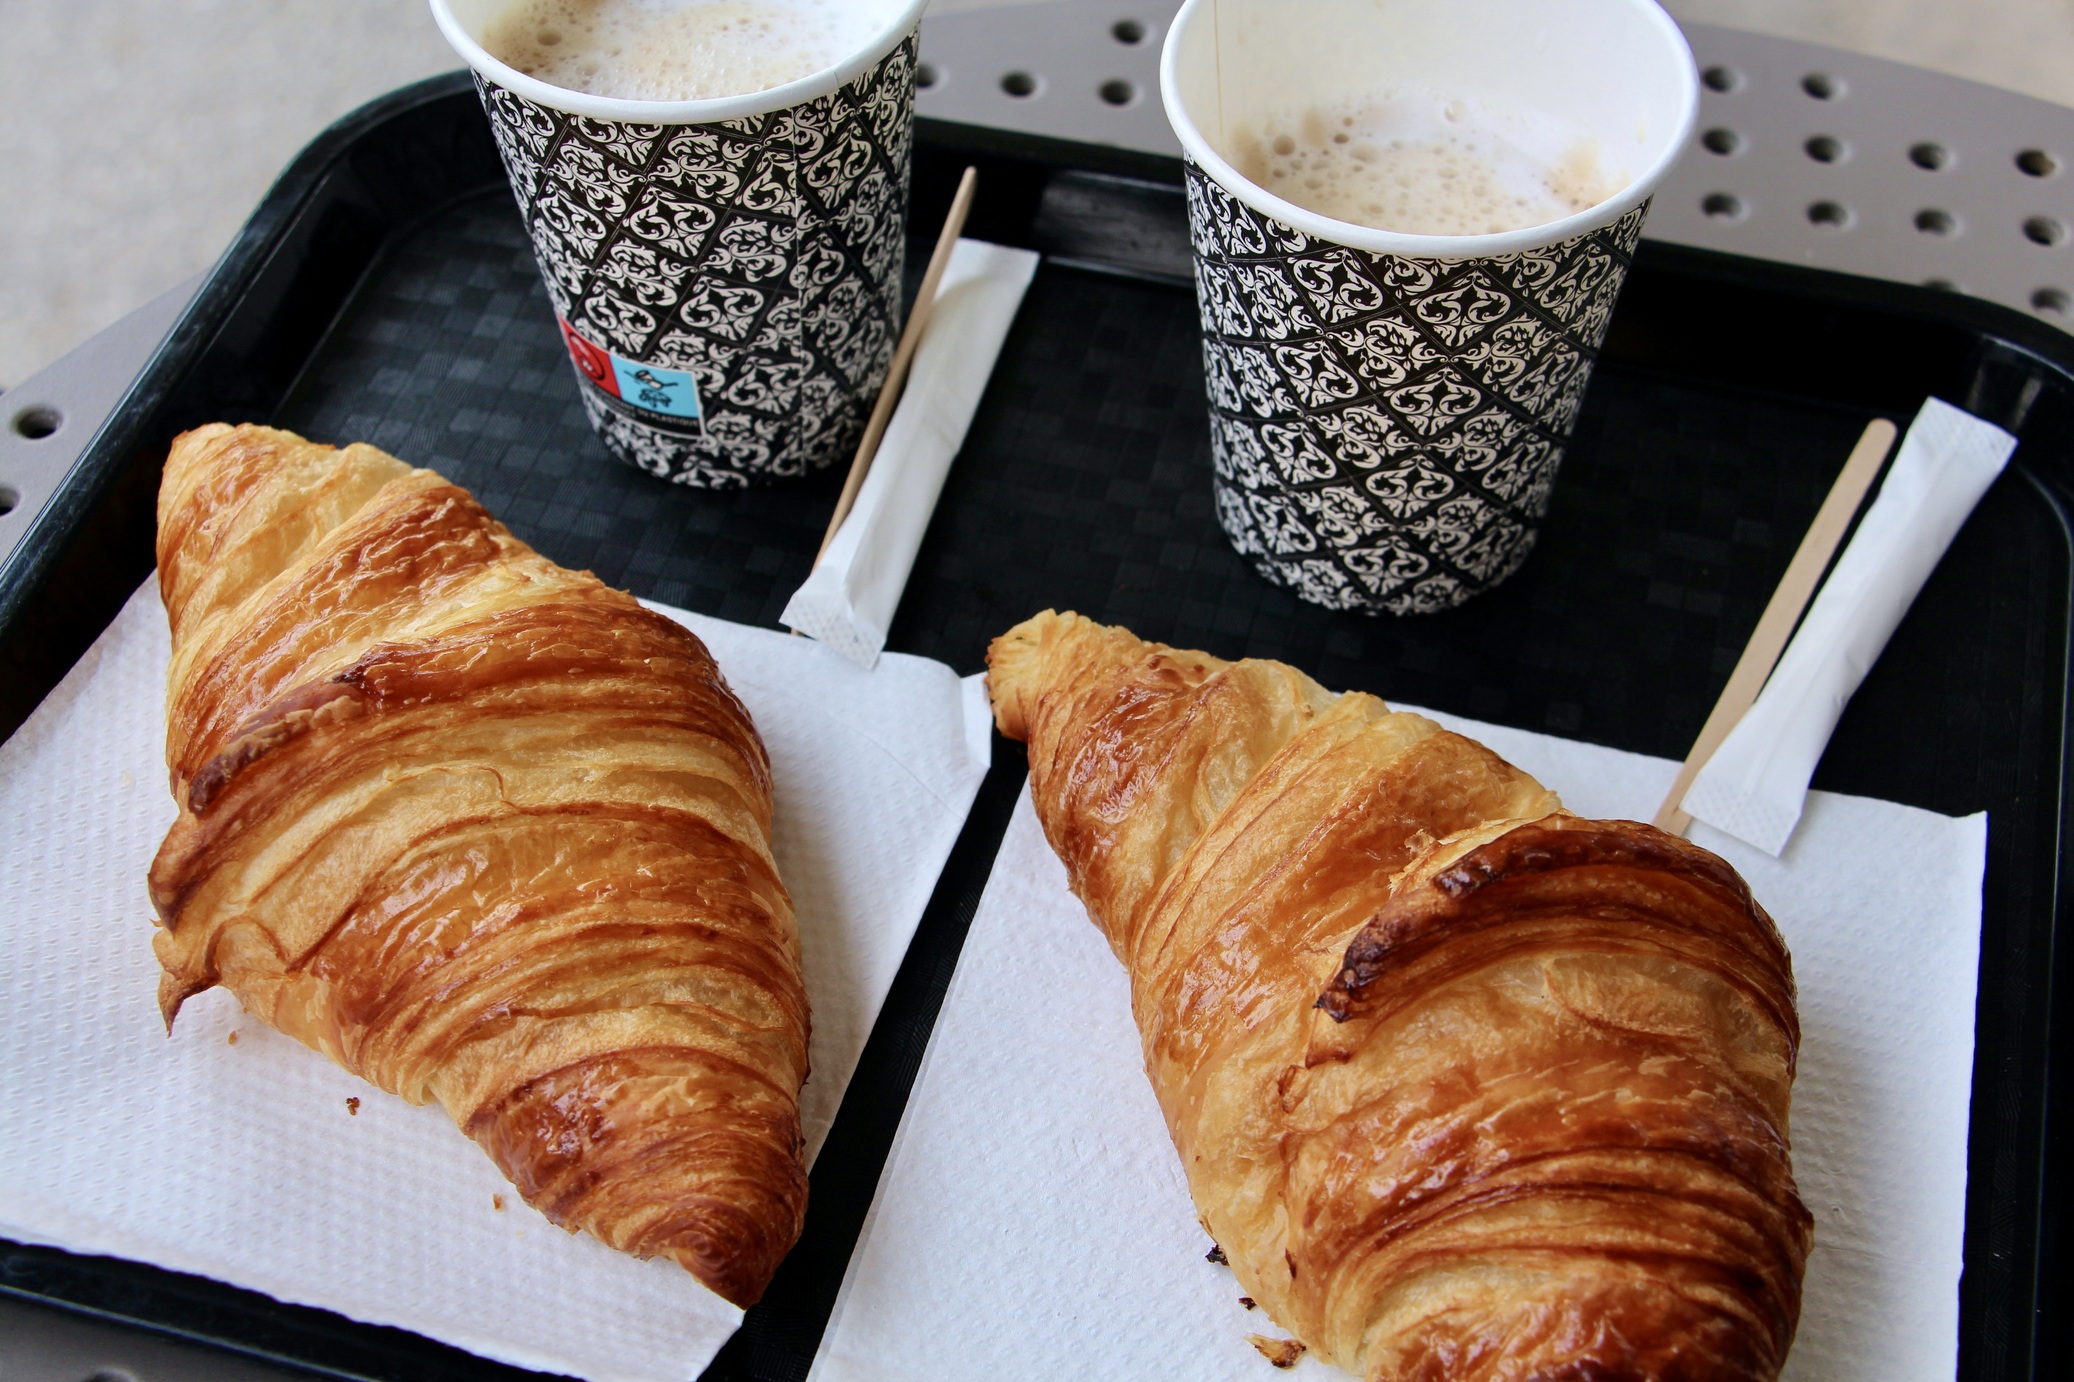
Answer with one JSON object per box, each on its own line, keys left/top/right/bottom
{"left": 1683, "top": 397, "right": 2016, "bottom": 854}
{"left": 783, "top": 239, "right": 1040, "bottom": 667}
{"left": 0, "top": 580, "right": 991, "bottom": 1382}
{"left": 814, "top": 711, "right": 1985, "bottom": 1382}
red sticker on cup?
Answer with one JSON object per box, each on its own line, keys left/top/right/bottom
{"left": 559, "top": 318, "right": 618, "bottom": 396}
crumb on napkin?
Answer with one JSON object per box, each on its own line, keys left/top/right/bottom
{"left": 1248, "top": 1335, "right": 1305, "bottom": 1368}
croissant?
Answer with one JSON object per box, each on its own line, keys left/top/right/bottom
{"left": 988, "top": 611, "right": 1811, "bottom": 1381}
{"left": 149, "top": 423, "right": 808, "bottom": 1306}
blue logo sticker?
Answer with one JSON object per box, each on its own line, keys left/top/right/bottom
{"left": 610, "top": 358, "right": 703, "bottom": 421}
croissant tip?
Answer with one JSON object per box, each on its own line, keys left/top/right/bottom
{"left": 985, "top": 612, "right": 1063, "bottom": 743}
{"left": 673, "top": 1239, "right": 781, "bottom": 1309}
{"left": 703, "top": 1271, "right": 768, "bottom": 1310}
{"left": 156, "top": 964, "right": 203, "bottom": 1032}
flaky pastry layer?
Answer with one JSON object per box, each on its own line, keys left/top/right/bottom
{"left": 989, "top": 609, "right": 1811, "bottom": 1381}
{"left": 151, "top": 423, "right": 808, "bottom": 1305}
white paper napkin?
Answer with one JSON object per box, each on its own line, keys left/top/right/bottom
{"left": 814, "top": 711, "right": 1984, "bottom": 1382}
{"left": 1684, "top": 397, "right": 2016, "bottom": 855}
{"left": 782, "top": 239, "right": 1040, "bottom": 667}
{"left": 0, "top": 579, "right": 993, "bottom": 1382}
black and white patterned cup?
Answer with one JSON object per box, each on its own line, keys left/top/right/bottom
{"left": 1160, "top": 0, "right": 1698, "bottom": 614}
{"left": 432, "top": 0, "right": 927, "bottom": 488}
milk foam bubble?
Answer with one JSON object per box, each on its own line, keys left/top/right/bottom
{"left": 1229, "top": 89, "right": 1626, "bottom": 238}
{"left": 484, "top": 0, "right": 885, "bottom": 102}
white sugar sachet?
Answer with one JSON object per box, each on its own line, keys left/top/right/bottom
{"left": 814, "top": 710, "right": 1986, "bottom": 1382}
{"left": 1683, "top": 396, "right": 2015, "bottom": 855}
{"left": 0, "top": 580, "right": 991, "bottom": 1382}
{"left": 783, "top": 239, "right": 1039, "bottom": 667}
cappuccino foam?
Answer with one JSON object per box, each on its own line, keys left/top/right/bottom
{"left": 1229, "top": 90, "right": 1624, "bottom": 238}
{"left": 484, "top": 0, "right": 883, "bottom": 102}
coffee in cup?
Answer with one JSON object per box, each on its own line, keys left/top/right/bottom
{"left": 1226, "top": 89, "right": 1626, "bottom": 238}
{"left": 483, "top": 0, "right": 881, "bottom": 102}
{"left": 432, "top": 0, "right": 930, "bottom": 488}
{"left": 1160, "top": 0, "right": 1698, "bottom": 615}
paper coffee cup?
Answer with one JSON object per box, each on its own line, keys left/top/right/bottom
{"left": 1161, "top": 0, "right": 1697, "bottom": 613}
{"left": 432, "top": 0, "right": 930, "bottom": 488}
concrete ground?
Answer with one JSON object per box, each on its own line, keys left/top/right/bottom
{"left": 2, "top": 0, "right": 2070, "bottom": 389}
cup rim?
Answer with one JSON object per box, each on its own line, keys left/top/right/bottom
{"left": 1158, "top": 0, "right": 1699, "bottom": 260}
{"left": 429, "top": 0, "right": 930, "bottom": 124}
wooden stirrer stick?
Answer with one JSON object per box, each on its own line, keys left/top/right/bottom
{"left": 1651, "top": 416, "right": 1899, "bottom": 835}
{"left": 810, "top": 165, "right": 979, "bottom": 570}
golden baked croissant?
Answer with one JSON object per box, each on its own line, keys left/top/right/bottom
{"left": 988, "top": 610, "right": 1811, "bottom": 1381}
{"left": 150, "top": 423, "right": 808, "bottom": 1306}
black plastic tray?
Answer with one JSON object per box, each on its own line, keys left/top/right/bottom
{"left": 1, "top": 73, "right": 2068, "bottom": 1382}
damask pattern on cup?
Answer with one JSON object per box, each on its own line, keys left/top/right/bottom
{"left": 477, "top": 37, "right": 915, "bottom": 487}
{"left": 1186, "top": 162, "right": 1646, "bottom": 615}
